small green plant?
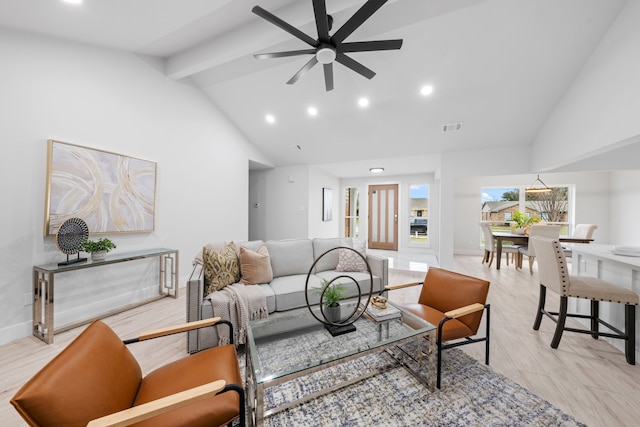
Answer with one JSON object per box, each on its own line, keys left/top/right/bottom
{"left": 315, "top": 279, "right": 346, "bottom": 307}
{"left": 512, "top": 211, "right": 540, "bottom": 229}
{"left": 79, "top": 238, "right": 117, "bottom": 253}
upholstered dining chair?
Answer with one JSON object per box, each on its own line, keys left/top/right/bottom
{"left": 480, "top": 222, "right": 519, "bottom": 268}
{"left": 563, "top": 223, "right": 598, "bottom": 258}
{"left": 517, "top": 224, "right": 562, "bottom": 274}
{"left": 385, "top": 267, "right": 490, "bottom": 389}
{"left": 531, "top": 236, "right": 638, "bottom": 364}
{"left": 11, "top": 318, "right": 245, "bottom": 427}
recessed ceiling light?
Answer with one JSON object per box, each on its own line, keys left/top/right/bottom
{"left": 420, "top": 85, "right": 434, "bottom": 96}
{"left": 369, "top": 167, "right": 384, "bottom": 173}
{"left": 265, "top": 114, "right": 275, "bottom": 124}
{"left": 358, "top": 97, "right": 369, "bottom": 108}
{"left": 307, "top": 106, "right": 318, "bottom": 116}
{"left": 62, "top": 0, "right": 83, "bottom": 4}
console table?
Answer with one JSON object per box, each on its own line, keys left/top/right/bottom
{"left": 32, "top": 248, "right": 179, "bottom": 344}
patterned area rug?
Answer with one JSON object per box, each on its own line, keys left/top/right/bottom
{"left": 243, "top": 345, "right": 585, "bottom": 426}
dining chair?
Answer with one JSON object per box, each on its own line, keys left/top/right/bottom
{"left": 385, "top": 267, "right": 490, "bottom": 389}
{"left": 531, "top": 236, "right": 637, "bottom": 364}
{"left": 11, "top": 318, "right": 245, "bottom": 427}
{"left": 563, "top": 224, "right": 597, "bottom": 258}
{"left": 517, "top": 224, "right": 561, "bottom": 274}
{"left": 480, "top": 223, "right": 519, "bottom": 267}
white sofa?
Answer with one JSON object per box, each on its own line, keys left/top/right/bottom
{"left": 186, "top": 237, "right": 388, "bottom": 353}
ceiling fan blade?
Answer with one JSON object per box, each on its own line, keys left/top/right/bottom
{"left": 332, "top": 0, "right": 388, "bottom": 44}
{"left": 254, "top": 49, "right": 316, "bottom": 59}
{"left": 313, "top": 0, "right": 330, "bottom": 43}
{"left": 323, "top": 63, "right": 334, "bottom": 91}
{"left": 252, "top": 6, "right": 318, "bottom": 47}
{"left": 340, "top": 39, "right": 403, "bottom": 53}
{"left": 287, "top": 56, "right": 319, "bottom": 85}
{"left": 335, "top": 53, "right": 376, "bottom": 79}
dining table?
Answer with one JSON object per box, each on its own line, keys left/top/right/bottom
{"left": 492, "top": 232, "right": 594, "bottom": 270}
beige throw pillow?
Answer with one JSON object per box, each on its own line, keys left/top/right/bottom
{"left": 336, "top": 247, "right": 368, "bottom": 272}
{"left": 202, "top": 242, "right": 240, "bottom": 294}
{"left": 240, "top": 244, "right": 273, "bottom": 285}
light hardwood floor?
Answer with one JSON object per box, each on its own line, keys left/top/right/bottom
{"left": 1, "top": 255, "right": 638, "bottom": 426}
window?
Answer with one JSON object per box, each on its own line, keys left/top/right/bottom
{"left": 482, "top": 187, "right": 518, "bottom": 231}
{"left": 526, "top": 186, "right": 570, "bottom": 235}
{"left": 344, "top": 187, "right": 359, "bottom": 238}
{"left": 481, "top": 185, "right": 571, "bottom": 236}
{"left": 409, "top": 184, "right": 429, "bottom": 244}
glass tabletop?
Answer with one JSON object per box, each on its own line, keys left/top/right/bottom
{"left": 246, "top": 300, "right": 435, "bottom": 385}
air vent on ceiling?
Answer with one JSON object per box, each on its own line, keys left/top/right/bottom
{"left": 442, "top": 122, "right": 463, "bottom": 133}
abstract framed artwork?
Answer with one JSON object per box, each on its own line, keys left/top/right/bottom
{"left": 322, "top": 187, "right": 333, "bottom": 221}
{"left": 44, "top": 140, "right": 157, "bottom": 236}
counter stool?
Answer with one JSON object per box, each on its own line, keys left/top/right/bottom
{"left": 531, "top": 236, "right": 638, "bottom": 364}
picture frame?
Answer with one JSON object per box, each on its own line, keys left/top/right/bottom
{"left": 43, "top": 140, "right": 157, "bottom": 236}
{"left": 322, "top": 187, "right": 333, "bottom": 221}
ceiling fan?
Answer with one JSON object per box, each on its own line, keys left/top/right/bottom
{"left": 252, "top": 0, "right": 403, "bottom": 91}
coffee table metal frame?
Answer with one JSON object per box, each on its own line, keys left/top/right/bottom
{"left": 245, "top": 301, "right": 436, "bottom": 427}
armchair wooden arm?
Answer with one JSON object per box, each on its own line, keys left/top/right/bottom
{"left": 384, "top": 281, "right": 423, "bottom": 292}
{"left": 135, "top": 317, "right": 223, "bottom": 341}
{"left": 88, "top": 380, "right": 226, "bottom": 427}
{"left": 444, "top": 303, "right": 485, "bottom": 319}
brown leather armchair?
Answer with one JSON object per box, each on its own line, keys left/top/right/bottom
{"left": 386, "top": 267, "right": 490, "bottom": 388}
{"left": 11, "top": 318, "right": 245, "bottom": 427}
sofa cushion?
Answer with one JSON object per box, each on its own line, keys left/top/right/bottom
{"left": 312, "top": 238, "right": 352, "bottom": 272}
{"left": 270, "top": 274, "right": 324, "bottom": 311}
{"left": 266, "top": 239, "right": 315, "bottom": 278}
{"left": 336, "top": 246, "right": 367, "bottom": 272}
{"left": 239, "top": 240, "right": 264, "bottom": 252}
{"left": 316, "top": 270, "right": 381, "bottom": 297}
{"left": 239, "top": 245, "right": 273, "bottom": 285}
{"left": 202, "top": 243, "right": 240, "bottom": 294}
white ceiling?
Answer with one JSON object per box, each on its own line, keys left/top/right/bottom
{"left": 0, "top": 0, "right": 627, "bottom": 177}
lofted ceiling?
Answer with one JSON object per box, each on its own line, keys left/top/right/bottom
{"left": 0, "top": 0, "right": 627, "bottom": 177}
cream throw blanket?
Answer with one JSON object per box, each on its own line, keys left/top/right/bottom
{"left": 207, "top": 283, "right": 268, "bottom": 346}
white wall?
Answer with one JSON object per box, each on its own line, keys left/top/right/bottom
{"left": 249, "top": 165, "right": 309, "bottom": 240}
{"left": 610, "top": 170, "right": 640, "bottom": 245}
{"left": 308, "top": 166, "right": 340, "bottom": 238}
{"left": 532, "top": 0, "right": 640, "bottom": 171}
{"left": 0, "top": 29, "right": 270, "bottom": 345}
{"left": 248, "top": 165, "right": 340, "bottom": 240}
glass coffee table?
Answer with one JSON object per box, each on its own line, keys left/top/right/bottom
{"left": 245, "top": 301, "right": 436, "bottom": 426}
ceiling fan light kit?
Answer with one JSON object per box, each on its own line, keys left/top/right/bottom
{"left": 252, "top": 0, "right": 403, "bottom": 91}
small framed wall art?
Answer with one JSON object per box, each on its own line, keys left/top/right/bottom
{"left": 322, "top": 187, "right": 333, "bottom": 221}
{"left": 43, "top": 140, "right": 157, "bottom": 236}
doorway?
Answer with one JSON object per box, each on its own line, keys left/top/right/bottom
{"left": 368, "top": 184, "right": 398, "bottom": 250}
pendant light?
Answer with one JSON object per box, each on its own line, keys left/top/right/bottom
{"left": 525, "top": 174, "right": 552, "bottom": 193}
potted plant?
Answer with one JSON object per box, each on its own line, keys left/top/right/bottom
{"left": 315, "top": 279, "right": 346, "bottom": 323}
{"left": 79, "top": 237, "right": 117, "bottom": 261}
{"left": 512, "top": 211, "right": 541, "bottom": 234}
